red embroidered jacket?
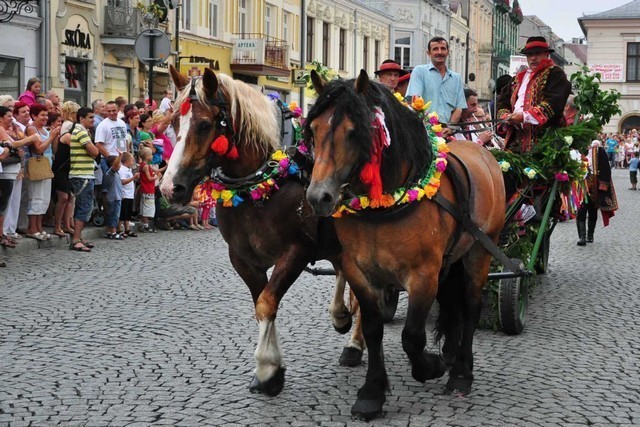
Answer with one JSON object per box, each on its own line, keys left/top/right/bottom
{"left": 496, "top": 59, "right": 571, "bottom": 153}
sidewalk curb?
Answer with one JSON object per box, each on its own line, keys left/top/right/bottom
{"left": 1, "top": 227, "right": 106, "bottom": 259}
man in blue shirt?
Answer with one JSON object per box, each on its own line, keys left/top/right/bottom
{"left": 406, "top": 36, "right": 467, "bottom": 129}
{"left": 605, "top": 135, "right": 618, "bottom": 169}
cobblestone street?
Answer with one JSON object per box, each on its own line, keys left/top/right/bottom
{"left": 1, "top": 169, "right": 639, "bottom": 426}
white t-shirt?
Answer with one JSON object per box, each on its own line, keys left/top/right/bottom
{"left": 119, "top": 165, "right": 135, "bottom": 199}
{"left": 95, "top": 118, "right": 128, "bottom": 155}
{"left": 159, "top": 97, "right": 173, "bottom": 113}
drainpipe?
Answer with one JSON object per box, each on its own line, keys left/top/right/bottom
{"left": 175, "top": 1, "right": 180, "bottom": 73}
{"left": 300, "top": 0, "right": 306, "bottom": 113}
{"left": 39, "top": 0, "right": 49, "bottom": 89}
{"left": 352, "top": 8, "right": 357, "bottom": 78}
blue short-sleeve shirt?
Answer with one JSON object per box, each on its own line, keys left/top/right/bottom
{"left": 406, "top": 62, "right": 467, "bottom": 124}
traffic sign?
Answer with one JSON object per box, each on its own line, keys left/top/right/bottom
{"left": 134, "top": 29, "right": 171, "bottom": 65}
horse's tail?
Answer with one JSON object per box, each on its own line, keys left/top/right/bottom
{"left": 435, "top": 260, "right": 465, "bottom": 344}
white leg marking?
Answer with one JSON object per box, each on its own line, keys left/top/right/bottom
{"left": 254, "top": 318, "right": 283, "bottom": 382}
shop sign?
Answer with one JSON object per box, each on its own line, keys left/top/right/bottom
{"left": 588, "top": 64, "right": 623, "bottom": 82}
{"left": 62, "top": 24, "right": 91, "bottom": 49}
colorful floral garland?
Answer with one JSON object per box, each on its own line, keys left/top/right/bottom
{"left": 198, "top": 149, "right": 300, "bottom": 208}
{"left": 333, "top": 98, "right": 449, "bottom": 217}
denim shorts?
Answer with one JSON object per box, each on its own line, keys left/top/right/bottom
{"left": 105, "top": 199, "right": 122, "bottom": 228}
{"left": 70, "top": 178, "right": 95, "bottom": 223}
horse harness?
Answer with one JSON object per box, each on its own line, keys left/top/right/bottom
{"left": 433, "top": 152, "right": 524, "bottom": 278}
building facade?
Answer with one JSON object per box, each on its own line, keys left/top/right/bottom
{"left": 448, "top": 2, "right": 469, "bottom": 83}
{"left": 579, "top": 0, "right": 640, "bottom": 133}
{"left": 492, "top": 0, "right": 522, "bottom": 78}
{"left": 464, "top": 0, "right": 493, "bottom": 100}
{"left": 0, "top": 3, "right": 43, "bottom": 99}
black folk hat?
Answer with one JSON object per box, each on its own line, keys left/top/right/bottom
{"left": 520, "top": 36, "right": 555, "bottom": 55}
{"left": 374, "top": 59, "right": 409, "bottom": 76}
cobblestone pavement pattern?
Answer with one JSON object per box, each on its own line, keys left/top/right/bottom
{"left": 1, "top": 170, "right": 639, "bottom": 426}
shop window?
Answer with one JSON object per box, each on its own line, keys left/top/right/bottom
{"left": 64, "top": 59, "right": 87, "bottom": 106}
{"left": 104, "top": 65, "right": 131, "bottom": 103}
{"left": 0, "top": 56, "right": 21, "bottom": 99}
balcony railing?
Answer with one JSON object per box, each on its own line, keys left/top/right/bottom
{"left": 231, "top": 33, "right": 289, "bottom": 72}
{"left": 103, "top": 3, "right": 139, "bottom": 39}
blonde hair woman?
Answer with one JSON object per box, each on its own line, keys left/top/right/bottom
{"left": 52, "top": 101, "right": 80, "bottom": 237}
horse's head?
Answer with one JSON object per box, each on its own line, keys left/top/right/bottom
{"left": 305, "top": 70, "right": 430, "bottom": 217}
{"left": 163, "top": 65, "right": 279, "bottom": 204}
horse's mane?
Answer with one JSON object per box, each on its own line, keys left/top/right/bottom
{"left": 305, "top": 79, "right": 432, "bottom": 189}
{"left": 175, "top": 73, "right": 280, "bottom": 155}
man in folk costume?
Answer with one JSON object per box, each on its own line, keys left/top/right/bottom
{"left": 497, "top": 36, "right": 572, "bottom": 153}
{"left": 576, "top": 141, "right": 618, "bottom": 246}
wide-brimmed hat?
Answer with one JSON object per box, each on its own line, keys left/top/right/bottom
{"left": 397, "top": 72, "right": 411, "bottom": 84}
{"left": 520, "top": 36, "right": 555, "bottom": 55}
{"left": 374, "top": 59, "right": 408, "bottom": 76}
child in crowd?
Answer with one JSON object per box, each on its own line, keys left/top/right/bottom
{"left": 629, "top": 152, "right": 639, "bottom": 190}
{"left": 138, "top": 146, "right": 161, "bottom": 232}
{"left": 118, "top": 152, "right": 140, "bottom": 236}
{"left": 102, "top": 153, "right": 124, "bottom": 239}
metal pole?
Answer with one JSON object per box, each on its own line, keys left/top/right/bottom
{"left": 149, "top": 31, "right": 156, "bottom": 107}
{"left": 527, "top": 180, "right": 559, "bottom": 272}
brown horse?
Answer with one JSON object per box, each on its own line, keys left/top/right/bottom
{"left": 305, "top": 70, "right": 506, "bottom": 420}
{"left": 161, "top": 66, "right": 366, "bottom": 395}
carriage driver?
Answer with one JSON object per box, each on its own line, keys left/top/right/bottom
{"left": 496, "top": 36, "right": 571, "bottom": 153}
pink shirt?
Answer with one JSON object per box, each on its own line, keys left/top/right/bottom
{"left": 151, "top": 126, "right": 174, "bottom": 161}
{"left": 18, "top": 91, "right": 36, "bottom": 106}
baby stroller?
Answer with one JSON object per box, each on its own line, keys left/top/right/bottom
{"left": 90, "top": 192, "right": 106, "bottom": 227}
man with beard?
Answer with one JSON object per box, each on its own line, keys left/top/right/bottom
{"left": 406, "top": 36, "right": 466, "bottom": 128}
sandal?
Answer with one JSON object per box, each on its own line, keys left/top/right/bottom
{"left": 63, "top": 228, "right": 75, "bottom": 234}
{"left": 0, "top": 235, "right": 17, "bottom": 248}
{"left": 69, "top": 241, "right": 91, "bottom": 252}
{"left": 126, "top": 231, "right": 138, "bottom": 237}
{"left": 81, "top": 239, "right": 95, "bottom": 248}
{"left": 25, "top": 233, "right": 46, "bottom": 241}
{"left": 53, "top": 229, "right": 67, "bottom": 237}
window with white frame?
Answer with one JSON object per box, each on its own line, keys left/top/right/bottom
{"left": 322, "top": 22, "right": 329, "bottom": 66}
{"left": 209, "top": 0, "right": 219, "bottom": 38}
{"left": 339, "top": 29, "right": 346, "bottom": 71}
{"left": 265, "top": 5, "right": 272, "bottom": 37}
{"left": 182, "top": 0, "right": 191, "bottom": 31}
{"left": 306, "top": 17, "right": 314, "bottom": 63}
{"left": 628, "top": 42, "right": 640, "bottom": 82}
{"left": 394, "top": 33, "right": 411, "bottom": 68}
{"left": 363, "top": 37, "right": 369, "bottom": 73}
{"left": 239, "top": 0, "right": 247, "bottom": 35}
{"left": 283, "top": 12, "right": 289, "bottom": 45}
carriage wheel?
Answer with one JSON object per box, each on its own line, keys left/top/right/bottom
{"left": 382, "top": 287, "right": 400, "bottom": 323}
{"left": 498, "top": 258, "right": 528, "bottom": 335}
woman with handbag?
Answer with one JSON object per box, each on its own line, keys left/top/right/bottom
{"left": 24, "top": 103, "right": 60, "bottom": 241}
{"left": 0, "top": 106, "right": 39, "bottom": 247}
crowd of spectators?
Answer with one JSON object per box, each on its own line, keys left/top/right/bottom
{"left": 0, "top": 78, "right": 215, "bottom": 254}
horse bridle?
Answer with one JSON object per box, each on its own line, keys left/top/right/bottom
{"left": 187, "top": 76, "right": 238, "bottom": 159}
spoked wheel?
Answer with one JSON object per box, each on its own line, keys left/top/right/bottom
{"left": 498, "top": 258, "right": 528, "bottom": 335}
{"left": 382, "top": 286, "right": 400, "bottom": 323}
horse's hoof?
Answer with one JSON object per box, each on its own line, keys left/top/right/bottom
{"left": 333, "top": 316, "right": 353, "bottom": 335}
{"left": 339, "top": 346, "right": 363, "bottom": 367}
{"left": 412, "top": 352, "right": 446, "bottom": 382}
{"left": 249, "top": 366, "right": 286, "bottom": 396}
{"left": 444, "top": 375, "right": 473, "bottom": 396}
{"left": 351, "top": 397, "right": 385, "bottom": 421}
